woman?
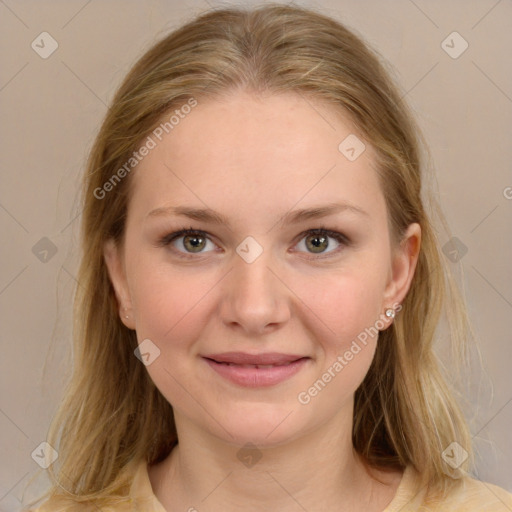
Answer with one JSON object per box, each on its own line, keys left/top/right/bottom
{"left": 27, "top": 3, "right": 512, "bottom": 511}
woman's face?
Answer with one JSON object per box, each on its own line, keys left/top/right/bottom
{"left": 105, "top": 91, "right": 419, "bottom": 447}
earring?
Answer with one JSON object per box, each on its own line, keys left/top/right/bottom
{"left": 385, "top": 308, "right": 396, "bottom": 319}
{"left": 123, "top": 307, "right": 129, "bottom": 319}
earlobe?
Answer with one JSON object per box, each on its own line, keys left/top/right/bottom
{"left": 103, "top": 239, "right": 135, "bottom": 329}
{"left": 383, "top": 223, "right": 422, "bottom": 309}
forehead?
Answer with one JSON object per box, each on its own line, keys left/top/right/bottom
{"left": 128, "top": 91, "right": 386, "bottom": 226}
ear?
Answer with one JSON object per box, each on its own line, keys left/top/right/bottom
{"left": 103, "top": 238, "right": 136, "bottom": 329}
{"left": 382, "top": 222, "right": 421, "bottom": 319}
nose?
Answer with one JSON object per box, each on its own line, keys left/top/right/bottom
{"left": 219, "top": 249, "right": 291, "bottom": 336}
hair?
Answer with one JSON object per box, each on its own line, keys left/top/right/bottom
{"left": 27, "top": 3, "right": 476, "bottom": 510}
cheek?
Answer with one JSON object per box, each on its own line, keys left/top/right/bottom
{"left": 128, "top": 249, "right": 389, "bottom": 355}
{"left": 123, "top": 252, "right": 387, "bottom": 436}
{"left": 127, "top": 265, "right": 217, "bottom": 408}
{"left": 129, "top": 263, "right": 213, "bottom": 344}
{"left": 293, "top": 265, "right": 388, "bottom": 351}
{"left": 290, "top": 271, "right": 385, "bottom": 411}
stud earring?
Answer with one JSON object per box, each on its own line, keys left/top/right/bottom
{"left": 123, "top": 307, "right": 129, "bottom": 319}
{"left": 385, "top": 308, "right": 396, "bottom": 319}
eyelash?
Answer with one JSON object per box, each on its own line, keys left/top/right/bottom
{"left": 157, "top": 225, "right": 351, "bottom": 260}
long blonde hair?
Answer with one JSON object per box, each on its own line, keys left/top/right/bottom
{"left": 28, "top": 3, "right": 475, "bottom": 509}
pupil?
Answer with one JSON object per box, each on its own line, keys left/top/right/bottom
{"left": 308, "top": 235, "right": 327, "bottom": 253}
{"left": 185, "top": 235, "right": 204, "bottom": 252}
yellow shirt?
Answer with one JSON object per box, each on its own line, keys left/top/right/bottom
{"left": 124, "top": 460, "right": 512, "bottom": 511}
{"left": 31, "top": 460, "right": 512, "bottom": 511}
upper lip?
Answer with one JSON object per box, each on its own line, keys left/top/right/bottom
{"left": 202, "top": 352, "right": 307, "bottom": 365}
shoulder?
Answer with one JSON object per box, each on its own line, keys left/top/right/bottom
{"left": 385, "top": 465, "right": 512, "bottom": 512}
{"left": 26, "top": 499, "right": 138, "bottom": 512}
{"left": 431, "top": 475, "right": 512, "bottom": 511}
{"left": 25, "top": 460, "right": 163, "bottom": 512}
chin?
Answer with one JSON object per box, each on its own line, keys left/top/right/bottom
{"left": 207, "top": 401, "right": 312, "bottom": 448}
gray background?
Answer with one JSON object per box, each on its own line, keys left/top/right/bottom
{"left": 0, "top": 0, "right": 511, "bottom": 510}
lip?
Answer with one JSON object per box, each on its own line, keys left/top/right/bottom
{"left": 202, "top": 352, "right": 306, "bottom": 365}
{"left": 201, "top": 352, "right": 310, "bottom": 388}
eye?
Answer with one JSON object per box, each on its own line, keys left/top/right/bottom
{"left": 294, "top": 228, "right": 349, "bottom": 257}
{"left": 157, "top": 226, "right": 350, "bottom": 259}
{"left": 158, "top": 228, "right": 217, "bottom": 258}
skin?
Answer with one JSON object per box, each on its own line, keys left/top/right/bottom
{"left": 104, "top": 90, "right": 421, "bottom": 511}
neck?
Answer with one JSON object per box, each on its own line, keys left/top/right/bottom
{"left": 148, "top": 403, "right": 397, "bottom": 512}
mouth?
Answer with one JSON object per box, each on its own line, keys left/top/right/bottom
{"left": 207, "top": 361, "right": 298, "bottom": 369}
{"left": 202, "top": 352, "right": 308, "bottom": 365}
{"left": 201, "top": 352, "right": 310, "bottom": 388}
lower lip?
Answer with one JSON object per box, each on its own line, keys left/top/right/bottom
{"left": 203, "top": 357, "right": 309, "bottom": 388}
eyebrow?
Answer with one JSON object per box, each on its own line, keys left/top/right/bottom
{"left": 147, "top": 202, "right": 368, "bottom": 228}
